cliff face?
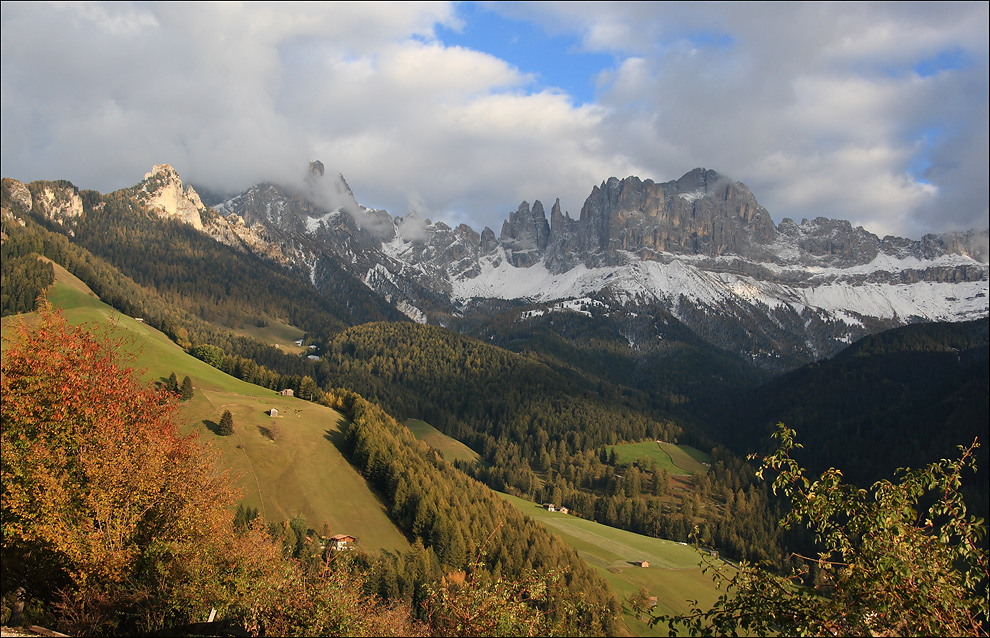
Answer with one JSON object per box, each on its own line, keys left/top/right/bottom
{"left": 500, "top": 200, "right": 551, "bottom": 267}
{"left": 496, "top": 168, "right": 987, "bottom": 277}
{"left": 571, "top": 169, "right": 776, "bottom": 269}
{"left": 11, "top": 179, "right": 86, "bottom": 229}
{"left": 136, "top": 164, "right": 207, "bottom": 230}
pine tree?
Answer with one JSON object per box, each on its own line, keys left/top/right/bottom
{"left": 218, "top": 410, "right": 234, "bottom": 436}
{"left": 167, "top": 371, "right": 178, "bottom": 393}
{"left": 180, "top": 375, "right": 193, "bottom": 401}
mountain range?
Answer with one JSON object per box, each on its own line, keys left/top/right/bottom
{"left": 7, "top": 162, "right": 988, "bottom": 370}
{"left": 4, "top": 159, "right": 988, "bottom": 638}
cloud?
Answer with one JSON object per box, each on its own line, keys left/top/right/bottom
{"left": 396, "top": 211, "right": 433, "bottom": 243}
{"left": 1, "top": 2, "right": 986, "bottom": 241}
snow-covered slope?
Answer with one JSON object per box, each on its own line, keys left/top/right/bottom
{"left": 450, "top": 254, "right": 987, "bottom": 324}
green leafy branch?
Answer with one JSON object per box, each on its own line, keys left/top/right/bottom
{"left": 653, "top": 423, "right": 988, "bottom": 637}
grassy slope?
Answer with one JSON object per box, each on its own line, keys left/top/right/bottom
{"left": 612, "top": 441, "right": 712, "bottom": 476}
{"left": 498, "top": 492, "right": 720, "bottom": 637}
{"left": 220, "top": 313, "right": 308, "bottom": 355}
{"left": 404, "top": 417, "right": 720, "bottom": 636}
{"left": 2, "top": 268, "right": 409, "bottom": 553}
{"left": 404, "top": 418, "right": 480, "bottom": 465}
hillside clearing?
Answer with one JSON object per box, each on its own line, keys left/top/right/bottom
{"left": 497, "top": 492, "right": 720, "bottom": 637}
{"left": 612, "top": 440, "right": 711, "bottom": 475}
{"left": 405, "top": 418, "right": 481, "bottom": 465}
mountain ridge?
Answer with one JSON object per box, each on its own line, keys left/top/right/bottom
{"left": 204, "top": 163, "right": 986, "bottom": 367}
{"left": 5, "top": 164, "right": 987, "bottom": 370}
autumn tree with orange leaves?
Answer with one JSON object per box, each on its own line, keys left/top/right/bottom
{"left": 1, "top": 308, "right": 244, "bottom": 632}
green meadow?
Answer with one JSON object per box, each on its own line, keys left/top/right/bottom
{"left": 611, "top": 440, "right": 712, "bottom": 476}
{"left": 404, "top": 418, "right": 481, "bottom": 465}
{"left": 221, "top": 312, "right": 308, "bottom": 355}
{"left": 2, "top": 268, "right": 409, "bottom": 553}
{"left": 498, "top": 492, "right": 720, "bottom": 636}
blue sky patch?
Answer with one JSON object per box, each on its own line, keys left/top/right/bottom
{"left": 914, "top": 47, "right": 972, "bottom": 78}
{"left": 436, "top": 3, "right": 615, "bottom": 105}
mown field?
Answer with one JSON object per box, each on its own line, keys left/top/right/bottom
{"left": 611, "top": 440, "right": 712, "bottom": 475}
{"left": 404, "top": 418, "right": 481, "bottom": 465}
{"left": 498, "top": 492, "right": 720, "bottom": 636}
{"left": 2, "top": 268, "right": 409, "bottom": 553}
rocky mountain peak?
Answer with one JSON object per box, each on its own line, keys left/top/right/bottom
{"left": 500, "top": 200, "right": 552, "bottom": 267}
{"left": 199, "top": 164, "right": 985, "bottom": 362}
{"left": 673, "top": 167, "right": 726, "bottom": 198}
{"left": 144, "top": 163, "right": 180, "bottom": 183}
{"left": 570, "top": 169, "right": 776, "bottom": 266}
{"left": 137, "top": 164, "right": 206, "bottom": 230}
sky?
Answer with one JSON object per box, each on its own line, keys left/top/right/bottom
{"left": 1, "top": 1, "right": 987, "bottom": 240}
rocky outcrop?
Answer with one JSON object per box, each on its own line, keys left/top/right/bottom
{"left": 3, "top": 178, "right": 33, "bottom": 214}
{"left": 775, "top": 217, "right": 881, "bottom": 266}
{"left": 26, "top": 180, "right": 85, "bottom": 228}
{"left": 544, "top": 198, "right": 580, "bottom": 272}
{"left": 571, "top": 169, "right": 777, "bottom": 268}
{"left": 136, "top": 164, "right": 206, "bottom": 230}
{"left": 3, "top": 178, "right": 86, "bottom": 234}
{"left": 922, "top": 229, "right": 990, "bottom": 264}
{"left": 500, "top": 200, "right": 551, "bottom": 267}
{"left": 204, "top": 212, "right": 304, "bottom": 266}
{"left": 218, "top": 182, "right": 320, "bottom": 233}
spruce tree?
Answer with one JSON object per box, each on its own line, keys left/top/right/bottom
{"left": 167, "top": 371, "right": 178, "bottom": 393}
{"left": 218, "top": 410, "right": 234, "bottom": 436}
{"left": 180, "top": 375, "right": 194, "bottom": 401}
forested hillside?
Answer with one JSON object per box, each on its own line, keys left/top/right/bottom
{"left": 319, "top": 322, "right": 785, "bottom": 563}
{"left": 451, "top": 300, "right": 770, "bottom": 428}
{"left": 325, "top": 387, "right": 619, "bottom": 633}
{"left": 720, "top": 319, "right": 990, "bottom": 519}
